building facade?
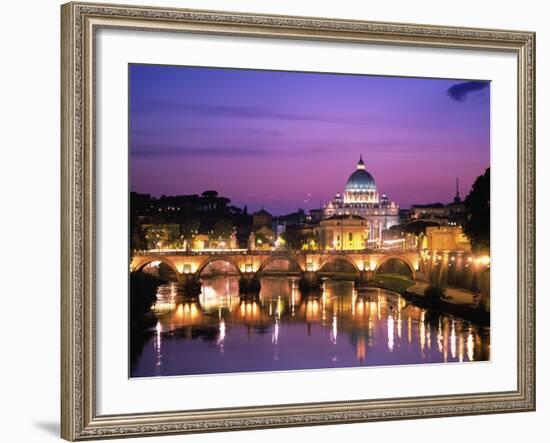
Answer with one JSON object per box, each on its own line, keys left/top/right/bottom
{"left": 252, "top": 209, "right": 272, "bottom": 229}
{"left": 322, "top": 156, "right": 400, "bottom": 245}
{"left": 319, "top": 215, "right": 370, "bottom": 250}
{"left": 409, "top": 179, "right": 466, "bottom": 226}
{"left": 424, "top": 225, "right": 471, "bottom": 252}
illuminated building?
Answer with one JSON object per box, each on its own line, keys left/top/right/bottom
{"left": 192, "top": 234, "right": 209, "bottom": 250}
{"left": 249, "top": 226, "right": 276, "bottom": 250}
{"left": 425, "top": 225, "right": 471, "bottom": 252}
{"left": 409, "top": 203, "right": 447, "bottom": 221}
{"left": 318, "top": 215, "right": 370, "bottom": 250}
{"left": 322, "top": 156, "right": 400, "bottom": 246}
{"left": 190, "top": 233, "right": 238, "bottom": 250}
{"left": 380, "top": 228, "right": 418, "bottom": 251}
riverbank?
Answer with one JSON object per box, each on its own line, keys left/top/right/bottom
{"left": 365, "top": 273, "right": 416, "bottom": 294}
{"left": 407, "top": 281, "right": 477, "bottom": 305}
{"left": 368, "top": 275, "right": 490, "bottom": 326}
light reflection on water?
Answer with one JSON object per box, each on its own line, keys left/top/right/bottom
{"left": 130, "top": 277, "right": 490, "bottom": 377}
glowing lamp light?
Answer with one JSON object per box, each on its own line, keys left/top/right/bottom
{"left": 478, "top": 256, "right": 490, "bottom": 266}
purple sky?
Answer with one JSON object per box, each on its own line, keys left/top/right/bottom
{"left": 129, "top": 64, "right": 490, "bottom": 214}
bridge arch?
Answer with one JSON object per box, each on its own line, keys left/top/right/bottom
{"left": 196, "top": 256, "right": 243, "bottom": 277}
{"left": 257, "top": 254, "right": 303, "bottom": 274}
{"left": 374, "top": 255, "right": 416, "bottom": 279}
{"left": 132, "top": 257, "right": 180, "bottom": 279}
{"left": 318, "top": 255, "right": 360, "bottom": 274}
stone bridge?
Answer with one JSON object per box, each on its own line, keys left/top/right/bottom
{"left": 131, "top": 249, "right": 420, "bottom": 284}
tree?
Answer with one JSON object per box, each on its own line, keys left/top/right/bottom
{"left": 212, "top": 219, "right": 233, "bottom": 239}
{"left": 180, "top": 219, "right": 200, "bottom": 240}
{"left": 143, "top": 224, "right": 179, "bottom": 250}
{"left": 403, "top": 220, "right": 440, "bottom": 236}
{"left": 280, "top": 230, "right": 306, "bottom": 250}
{"left": 464, "top": 168, "right": 490, "bottom": 252}
{"left": 280, "top": 230, "right": 317, "bottom": 250}
{"left": 129, "top": 272, "right": 160, "bottom": 325}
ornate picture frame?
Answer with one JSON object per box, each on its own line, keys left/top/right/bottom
{"left": 61, "top": 1, "right": 535, "bottom": 440}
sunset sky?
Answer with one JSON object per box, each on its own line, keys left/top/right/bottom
{"left": 129, "top": 64, "right": 490, "bottom": 214}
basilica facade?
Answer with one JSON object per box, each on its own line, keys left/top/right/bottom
{"left": 320, "top": 156, "right": 399, "bottom": 249}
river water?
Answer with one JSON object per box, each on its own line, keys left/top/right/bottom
{"left": 130, "top": 276, "right": 490, "bottom": 377}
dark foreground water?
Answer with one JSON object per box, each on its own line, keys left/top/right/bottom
{"left": 130, "top": 277, "right": 490, "bottom": 377}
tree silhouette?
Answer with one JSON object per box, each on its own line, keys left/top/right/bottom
{"left": 212, "top": 219, "right": 233, "bottom": 239}
{"left": 464, "top": 168, "right": 490, "bottom": 252}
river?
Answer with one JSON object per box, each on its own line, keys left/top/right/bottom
{"left": 130, "top": 276, "right": 490, "bottom": 377}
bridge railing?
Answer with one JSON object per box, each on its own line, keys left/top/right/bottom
{"left": 133, "top": 248, "right": 420, "bottom": 257}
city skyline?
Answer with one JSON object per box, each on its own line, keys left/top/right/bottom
{"left": 130, "top": 64, "right": 490, "bottom": 213}
{"left": 129, "top": 64, "right": 491, "bottom": 378}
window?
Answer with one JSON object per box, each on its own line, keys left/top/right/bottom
{"left": 348, "top": 233, "right": 353, "bottom": 242}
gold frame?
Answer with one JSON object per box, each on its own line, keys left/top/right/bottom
{"left": 61, "top": 2, "right": 536, "bottom": 440}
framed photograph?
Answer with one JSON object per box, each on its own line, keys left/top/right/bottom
{"left": 61, "top": 1, "right": 536, "bottom": 440}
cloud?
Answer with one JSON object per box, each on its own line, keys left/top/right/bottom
{"left": 131, "top": 145, "right": 264, "bottom": 158}
{"left": 447, "top": 81, "right": 489, "bottom": 101}
{"left": 131, "top": 126, "right": 283, "bottom": 138}
{"left": 131, "top": 99, "right": 354, "bottom": 124}
{"left": 130, "top": 134, "right": 454, "bottom": 159}
{"left": 131, "top": 143, "right": 344, "bottom": 159}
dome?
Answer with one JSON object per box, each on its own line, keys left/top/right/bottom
{"left": 345, "top": 156, "right": 377, "bottom": 192}
{"left": 345, "top": 169, "right": 376, "bottom": 191}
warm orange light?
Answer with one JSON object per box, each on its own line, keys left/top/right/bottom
{"left": 477, "top": 256, "right": 490, "bottom": 266}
